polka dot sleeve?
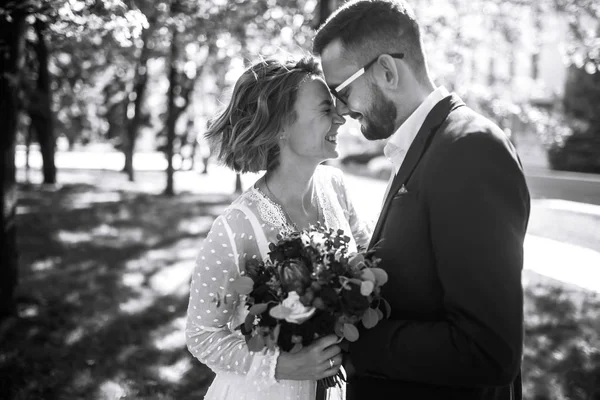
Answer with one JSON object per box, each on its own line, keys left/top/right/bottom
{"left": 185, "top": 210, "right": 279, "bottom": 387}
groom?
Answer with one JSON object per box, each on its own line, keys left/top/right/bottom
{"left": 314, "top": 0, "right": 530, "bottom": 399}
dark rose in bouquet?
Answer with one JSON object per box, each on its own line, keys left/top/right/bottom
{"left": 268, "top": 232, "right": 304, "bottom": 262}
{"left": 279, "top": 259, "right": 312, "bottom": 295}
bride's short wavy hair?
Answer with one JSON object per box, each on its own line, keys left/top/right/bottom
{"left": 205, "top": 55, "right": 322, "bottom": 174}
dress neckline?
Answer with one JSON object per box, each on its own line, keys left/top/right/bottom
{"left": 251, "top": 183, "right": 324, "bottom": 231}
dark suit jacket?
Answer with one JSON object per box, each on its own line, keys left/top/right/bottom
{"left": 346, "top": 94, "right": 531, "bottom": 400}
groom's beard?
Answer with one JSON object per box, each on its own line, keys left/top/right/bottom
{"left": 360, "top": 84, "right": 397, "bottom": 141}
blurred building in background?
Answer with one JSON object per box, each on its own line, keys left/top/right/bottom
{"left": 339, "top": 0, "right": 600, "bottom": 174}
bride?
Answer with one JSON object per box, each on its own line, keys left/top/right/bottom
{"left": 186, "top": 55, "right": 371, "bottom": 400}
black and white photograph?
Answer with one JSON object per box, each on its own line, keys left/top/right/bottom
{"left": 1, "top": 0, "right": 599, "bottom": 399}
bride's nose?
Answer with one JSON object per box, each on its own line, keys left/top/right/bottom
{"left": 333, "top": 110, "right": 345, "bottom": 126}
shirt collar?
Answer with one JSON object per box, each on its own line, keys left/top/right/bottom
{"left": 384, "top": 86, "right": 449, "bottom": 175}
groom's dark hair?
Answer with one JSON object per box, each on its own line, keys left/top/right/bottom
{"left": 313, "top": 0, "right": 430, "bottom": 84}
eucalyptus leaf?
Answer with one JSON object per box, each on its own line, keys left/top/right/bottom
{"left": 361, "top": 268, "right": 375, "bottom": 282}
{"left": 360, "top": 280, "right": 374, "bottom": 296}
{"left": 231, "top": 276, "right": 254, "bottom": 295}
{"left": 247, "top": 334, "right": 265, "bottom": 352}
{"left": 362, "top": 308, "right": 379, "bottom": 329}
{"left": 343, "top": 323, "right": 360, "bottom": 342}
{"left": 244, "top": 313, "right": 255, "bottom": 333}
{"left": 348, "top": 253, "right": 365, "bottom": 268}
{"left": 382, "top": 298, "right": 392, "bottom": 319}
{"left": 270, "top": 323, "right": 281, "bottom": 343}
{"left": 370, "top": 268, "right": 388, "bottom": 286}
{"left": 334, "top": 320, "right": 344, "bottom": 337}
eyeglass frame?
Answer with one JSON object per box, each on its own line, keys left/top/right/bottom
{"left": 329, "top": 53, "right": 405, "bottom": 106}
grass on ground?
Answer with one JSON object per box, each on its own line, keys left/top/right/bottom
{"left": 1, "top": 177, "right": 599, "bottom": 400}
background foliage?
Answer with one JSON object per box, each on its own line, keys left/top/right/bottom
{"left": 3, "top": 0, "right": 599, "bottom": 176}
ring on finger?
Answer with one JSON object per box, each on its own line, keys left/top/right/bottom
{"left": 329, "top": 358, "right": 335, "bottom": 368}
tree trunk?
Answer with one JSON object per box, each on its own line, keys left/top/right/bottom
{"left": 123, "top": 17, "right": 155, "bottom": 182}
{"left": 487, "top": 56, "right": 496, "bottom": 86}
{"left": 187, "top": 117, "right": 198, "bottom": 171}
{"left": 0, "top": 10, "right": 26, "bottom": 319}
{"left": 164, "top": 27, "right": 180, "bottom": 196}
{"left": 169, "top": 52, "right": 209, "bottom": 139}
{"left": 25, "top": 120, "right": 34, "bottom": 183}
{"left": 30, "top": 19, "right": 56, "bottom": 184}
{"left": 531, "top": 5, "right": 542, "bottom": 81}
{"left": 470, "top": 54, "right": 478, "bottom": 84}
{"left": 531, "top": 52, "right": 539, "bottom": 81}
{"left": 509, "top": 49, "right": 516, "bottom": 82}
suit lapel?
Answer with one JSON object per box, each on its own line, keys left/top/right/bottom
{"left": 368, "top": 94, "right": 465, "bottom": 249}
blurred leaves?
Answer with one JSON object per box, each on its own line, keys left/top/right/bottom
{"left": 2, "top": 0, "right": 599, "bottom": 171}
{"left": 3, "top": 0, "right": 318, "bottom": 154}
{"left": 2, "top": 0, "right": 594, "bottom": 145}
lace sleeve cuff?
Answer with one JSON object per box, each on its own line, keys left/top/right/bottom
{"left": 246, "top": 347, "right": 281, "bottom": 389}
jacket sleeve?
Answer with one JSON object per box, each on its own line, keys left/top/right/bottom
{"left": 349, "top": 132, "right": 530, "bottom": 386}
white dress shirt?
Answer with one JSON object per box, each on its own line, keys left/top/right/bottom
{"left": 381, "top": 86, "right": 450, "bottom": 204}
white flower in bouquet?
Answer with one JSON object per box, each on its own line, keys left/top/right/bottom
{"left": 269, "top": 291, "right": 316, "bottom": 324}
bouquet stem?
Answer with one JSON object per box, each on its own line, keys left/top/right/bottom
{"left": 317, "top": 369, "right": 346, "bottom": 390}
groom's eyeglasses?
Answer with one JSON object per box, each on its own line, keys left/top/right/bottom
{"left": 330, "top": 53, "right": 404, "bottom": 106}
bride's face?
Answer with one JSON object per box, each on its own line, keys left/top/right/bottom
{"left": 280, "top": 77, "right": 345, "bottom": 163}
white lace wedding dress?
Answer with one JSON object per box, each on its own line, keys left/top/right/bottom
{"left": 186, "top": 165, "right": 371, "bottom": 400}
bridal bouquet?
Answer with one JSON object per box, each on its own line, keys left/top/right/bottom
{"left": 230, "top": 223, "right": 389, "bottom": 389}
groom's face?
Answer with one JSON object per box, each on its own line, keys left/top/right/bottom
{"left": 321, "top": 40, "right": 397, "bottom": 141}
